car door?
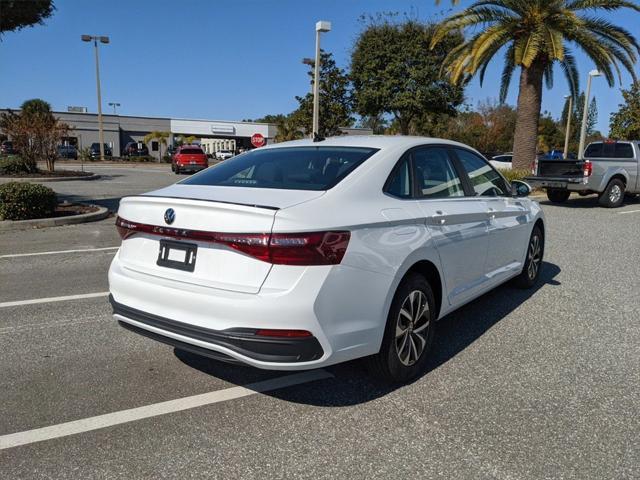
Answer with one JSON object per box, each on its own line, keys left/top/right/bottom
{"left": 412, "top": 146, "right": 490, "bottom": 307}
{"left": 453, "top": 148, "right": 531, "bottom": 283}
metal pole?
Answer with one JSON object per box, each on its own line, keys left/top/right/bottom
{"left": 578, "top": 75, "right": 592, "bottom": 161}
{"left": 312, "top": 29, "right": 321, "bottom": 138}
{"left": 94, "top": 39, "right": 105, "bottom": 161}
{"left": 563, "top": 96, "right": 572, "bottom": 159}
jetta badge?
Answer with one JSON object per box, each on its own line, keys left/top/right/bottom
{"left": 164, "top": 208, "right": 176, "bottom": 225}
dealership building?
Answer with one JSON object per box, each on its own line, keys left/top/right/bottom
{"left": 1, "top": 109, "right": 372, "bottom": 160}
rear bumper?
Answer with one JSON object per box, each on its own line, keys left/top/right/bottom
{"left": 108, "top": 253, "right": 390, "bottom": 370}
{"left": 177, "top": 164, "right": 207, "bottom": 172}
{"left": 111, "top": 296, "right": 324, "bottom": 363}
{"left": 525, "top": 176, "right": 588, "bottom": 190}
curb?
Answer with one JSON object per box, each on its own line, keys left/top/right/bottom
{"left": 0, "top": 204, "right": 110, "bottom": 231}
{"left": 1, "top": 174, "right": 101, "bottom": 183}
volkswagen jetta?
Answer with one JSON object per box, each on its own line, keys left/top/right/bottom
{"left": 109, "top": 136, "right": 544, "bottom": 382}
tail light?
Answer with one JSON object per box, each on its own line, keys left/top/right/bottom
{"left": 531, "top": 157, "right": 538, "bottom": 175}
{"left": 115, "top": 216, "right": 350, "bottom": 265}
{"left": 583, "top": 160, "right": 593, "bottom": 177}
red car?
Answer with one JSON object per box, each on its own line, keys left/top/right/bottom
{"left": 171, "top": 145, "right": 208, "bottom": 174}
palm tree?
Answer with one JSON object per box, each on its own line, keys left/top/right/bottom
{"left": 274, "top": 115, "right": 304, "bottom": 142}
{"left": 143, "top": 131, "right": 170, "bottom": 162}
{"left": 432, "top": 0, "right": 640, "bottom": 169}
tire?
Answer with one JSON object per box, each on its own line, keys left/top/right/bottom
{"left": 366, "top": 273, "right": 436, "bottom": 383}
{"left": 171, "top": 163, "right": 175, "bottom": 172}
{"left": 514, "top": 224, "right": 544, "bottom": 289}
{"left": 598, "top": 178, "right": 625, "bottom": 208}
{"left": 174, "top": 166, "right": 181, "bottom": 175}
{"left": 546, "top": 189, "right": 570, "bottom": 203}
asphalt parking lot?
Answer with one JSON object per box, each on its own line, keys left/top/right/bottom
{"left": 1, "top": 166, "right": 639, "bottom": 479}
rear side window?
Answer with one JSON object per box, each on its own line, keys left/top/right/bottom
{"left": 180, "top": 148, "right": 204, "bottom": 155}
{"left": 182, "top": 146, "right": 378, "bottom": 191}
{"left": 584, "top": 143, "right": 603, "bottom": 157}
{"left": 413, "top": 147, "right": 464, "bottom": 198}
{"left": 615, "top": 143, "right": 634, "bottom": 158}
{"left": 455, "top": 148, "right": 509, "bottom": 197}
{"left": 384, "top": 157, "right": 412, "bottom": 198}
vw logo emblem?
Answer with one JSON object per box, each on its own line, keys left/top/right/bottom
{"left": 164, "top": 208, "right": 176, "bottom": 225}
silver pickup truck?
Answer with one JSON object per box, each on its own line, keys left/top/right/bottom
{"left": 526, "top": 140, "right": 640, "bottom": 207}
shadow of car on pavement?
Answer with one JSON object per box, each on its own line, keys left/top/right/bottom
{"left": 538, "top": 193, "right": 639, "bottom": 209}
{"left": 175, "top": 261, "right": 562, "bottom": 407}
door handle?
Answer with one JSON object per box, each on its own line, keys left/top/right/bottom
{"left": 487, "top": 207, "right": 496, "bottom": 220}
{"left": 432, "top": 211, "right": 446, "bottom": 225}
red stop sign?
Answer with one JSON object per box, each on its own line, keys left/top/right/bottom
{"left": 251, "top": 133, "right": 265, "bottom": 148}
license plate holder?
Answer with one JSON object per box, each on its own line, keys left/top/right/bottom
{"left": 157, "top": 239, "right": 197, "bottom": 272}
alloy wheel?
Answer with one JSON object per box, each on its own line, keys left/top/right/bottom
{"left": 395, "top": 290, "right": 430, "bottom": 366}
{"left": 609, "top": 184, "right": 622, "bottom": 204}
{"left": 527, "top": 234, "right": 542, "bottom": 280}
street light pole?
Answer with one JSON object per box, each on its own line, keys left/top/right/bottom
{"left": 82, "top": 35, "right": 110, "bottom": 161}
{"left": 108, "top": 102, "right": 120, "bottom": 115}
{"left": 563, "top": 95, "right": 572, "bottom": 159}
{"left": 312, "top": 21, "right": 331, "bottom": 139}
{"left": 578, "top": 69, "right": 602, "bottom": 160}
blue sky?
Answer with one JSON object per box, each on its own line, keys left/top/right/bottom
{"left": 0, "top": 0, "right": 638, "bottom": 134}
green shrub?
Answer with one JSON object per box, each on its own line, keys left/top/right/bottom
{"left": 0, "top": 182, "right": 57, "bottom": 220}
{"left": 0, "top": 155, "right": 32, "bottom": 174}
{"left": 78, "top": 147, "right": 92, "bottom": 163}
{"left": 501, "top": 168, "right": 531, "bottom": 183}
{"left": 131, "top": 155, "right": 154, "bottom": 162}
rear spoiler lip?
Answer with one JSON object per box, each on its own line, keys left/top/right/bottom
{"left": 123, "top": 194, "right": 280, "bottom": 211}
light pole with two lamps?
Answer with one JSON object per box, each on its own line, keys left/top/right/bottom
{"left": 312, "top": 21, "right": 331, "bottom": 140}
{"left": 81, "top": 34, "right": 110, "bottom": 161}
{"left": 578, "top": 69, "right": 602, "bottom": 160}
{"left": 108, "top": 102, "right": 120, "bottom": 115}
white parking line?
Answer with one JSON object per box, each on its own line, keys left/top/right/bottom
{"left": 0, "top": 246, "right": 119, "bottom": 259}
{"left": 0, "top": 369, "right": 333, "bottom": 450}
{"left": 618, "top": 209, "right": 640, "bottom": 215}
{"left": 0, "top": 292, "right": 110, "bottom": 308}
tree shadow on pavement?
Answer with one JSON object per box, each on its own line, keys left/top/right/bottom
{"left": 175, "top": 261, "right": 561, "bottom": 407}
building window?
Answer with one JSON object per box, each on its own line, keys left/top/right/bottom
{"left": 151, "top": 141, "right": 159, "bottom": 152}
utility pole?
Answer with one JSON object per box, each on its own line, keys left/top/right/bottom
{"left": 578, "top": 69, "right": 602, "bottom": 160}
{"left": 312, "top": 21, "right": 331, "bottom": 139}
{"left": 82, "top": 35, "right": 110, "bottom": 161}
{"left": 563, "top": 95, "right": 572, "bottom": 159}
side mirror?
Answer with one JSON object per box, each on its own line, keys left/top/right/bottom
{"left": 511, "top": 180, "right": 532, "bottom": 197}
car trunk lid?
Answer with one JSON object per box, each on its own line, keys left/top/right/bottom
{"left": 116, "top": 185, "right": 324, "bottom": 294}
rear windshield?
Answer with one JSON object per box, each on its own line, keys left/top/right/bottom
{"left": 180, "top": 148, "right": 204, "bottom": 154}
{"left": 182, "top": 146, "right": 378, "bottom": 190}
{"left": 584, "top": 142, "right": 634, "bottom": 158}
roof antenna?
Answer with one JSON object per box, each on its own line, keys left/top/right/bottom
{"left": 313, "top": 132, "right": 325, "bottom": 142}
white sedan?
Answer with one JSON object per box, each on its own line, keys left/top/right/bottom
{"left": 215, "top": 149, "right": 234, "bottom": 161}
{"left": 490, "top": 153, "right": 513, "bottom": 170}
{"left": 109, "top": 136, "right": 544, "bottom": 382}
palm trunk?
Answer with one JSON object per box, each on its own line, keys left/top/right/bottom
{"left": 398, "top": 116, "right": 411, "bottom": 135}
{"left": 512, "top": 58, "right": 545, "bottom": 170}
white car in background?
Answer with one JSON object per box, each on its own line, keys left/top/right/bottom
{"left": 215, "top": 149, "right": 234, "bottom": 161}
{"left": 109, "top": 136, "right": 544, "bottom": 382}
{"left": 490, "top": 153, "right": 513, "bottom": 170}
